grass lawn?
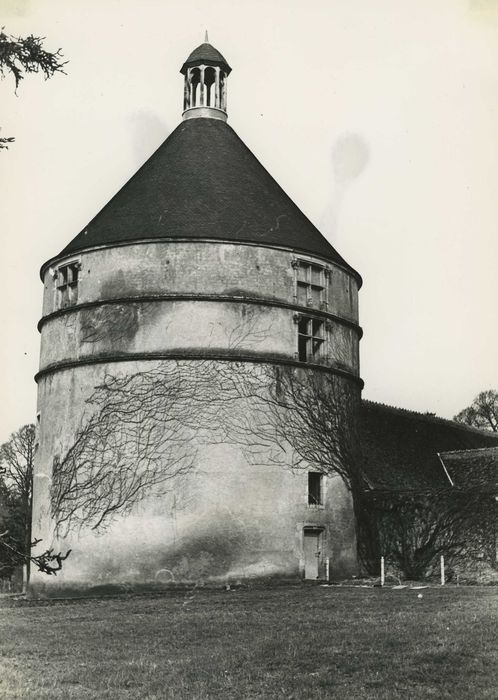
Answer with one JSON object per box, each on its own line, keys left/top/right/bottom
{"left": 0, "top": 585, "right": 497, "bottom": 699}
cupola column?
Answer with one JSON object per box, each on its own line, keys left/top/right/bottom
{"left": 214, "top": 66, "right": 221, "bottom": 109}
{"left": 184, "top": 70, "right": 190, "bottom": 111}
{"left": 199, "top": 66, "right": 205, "bottom": 106}
{"left": 221, "top": 72, "right": 226, "bottom": 111}
{"left": 186, "top": 68, "right": 192, "bottom": 108}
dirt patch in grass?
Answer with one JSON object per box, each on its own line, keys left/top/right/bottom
{"left": 0, "top": 586, "right": 497, "bottom": 699}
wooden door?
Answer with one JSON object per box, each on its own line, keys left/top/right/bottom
{"left": 303, "top": 530, "right": 321, "bottom": 579}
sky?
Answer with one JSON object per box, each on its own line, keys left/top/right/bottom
{"left": 1, "top": 0, "right": 497, "bottom": 444}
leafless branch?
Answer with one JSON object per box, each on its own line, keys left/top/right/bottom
{"left": 0, "top": 530, "right": 71, "bottom": 576}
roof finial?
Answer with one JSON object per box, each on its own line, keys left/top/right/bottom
{"left": 204, "top": 30, "right": 209, "bottom": 43}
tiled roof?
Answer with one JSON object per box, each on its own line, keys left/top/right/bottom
{"left": 48, "top": 118, "right": 360, "bottom": 279}
{"left": 360, "top": 400, "right": 498, "bottom": 490}
{"left": 439, "top": 447, "right": 498, "bottom": 490}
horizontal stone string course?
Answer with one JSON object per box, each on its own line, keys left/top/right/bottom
{"left": 35, "top": 352, "right": 365, "bottom": 388}
{"left": 37, "top": 294, "right": 363, "bottom": 336}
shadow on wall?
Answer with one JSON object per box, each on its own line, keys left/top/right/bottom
{"left": 82, "top": 520, "right": 296, "bottom": 585}
{"left": 154, "top": 523, "right": 266, "bottom": 582}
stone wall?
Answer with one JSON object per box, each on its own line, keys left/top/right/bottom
{"left": 31, "top": 240, "right": 361, "bottom": 596}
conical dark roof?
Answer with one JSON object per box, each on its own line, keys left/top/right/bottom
{"left": 51, "top": 119, "right": 359, "bottom": 281}
{"left": 180, "top": 42, "right": 231, "bottom": 75}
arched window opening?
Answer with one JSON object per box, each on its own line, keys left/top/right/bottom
{"left": 204, "top": 67, "right": 216, "bottom": 107}
{"left": 191, "top": 67, "right": 201, "bottom": 108}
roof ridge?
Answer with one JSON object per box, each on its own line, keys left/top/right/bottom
{"left": 362, "top": 398, "right": 498, "bottom": 438}
{"left": 439, "top": 445, "right": 498, "bottom": 456}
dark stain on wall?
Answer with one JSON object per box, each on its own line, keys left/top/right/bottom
{"left": 79, "top": 302, "right": 163, "bottom": 347}
{"left": 100, "top": 270, "right": 131, "bottom": 299}
{"left": 155, "top": 523, "right": 264, "bottom": 580}
{"left": 80, "top": 304, "right": 140, "bottom": 344}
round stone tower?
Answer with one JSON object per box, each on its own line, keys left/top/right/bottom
{"left": 30, "top": 38, "right": 362, "bottom": 596}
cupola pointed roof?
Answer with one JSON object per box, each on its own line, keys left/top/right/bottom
{"left": 180, "top": 36, "right": 231, "bottom": 75}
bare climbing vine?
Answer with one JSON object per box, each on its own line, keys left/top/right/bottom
{"left": 50, "top": 359, "right": 361, "bottom": 537}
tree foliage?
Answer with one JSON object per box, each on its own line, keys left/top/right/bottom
{"left": 454, "top": 390, "right": 498, "bottom": 433}
{"left": 0, "top": 423, "right": 35, "bottom": 505}
{"left": 0, "top": 424, "right": 35, "bottom": 578}
{"left": 0, "top": 28, "right": 66, "bottom": 149}
{"left": 0, "top": 480, "right": 23, "bottom": 578}
{"left": 0, "top": 423, "right": 71, "bottom": 581}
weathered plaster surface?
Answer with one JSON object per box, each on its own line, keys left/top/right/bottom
{"left": 42, "top": 242, "right": 359, "bottom": 322}
{"left": 39, "top": 301, "right": 358, "bottom": 375}
{"left": 32, "top": 240, "right": 361, "bottom": 596}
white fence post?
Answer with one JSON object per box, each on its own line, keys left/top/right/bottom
{"left": 440, "top": 555, "right": 445, "bottom": 586}
{"left": 325, "top": 558, "right": 330, "bottom": 583}
{"left": 380, "top": 556, "right": 385, "bottom": 587}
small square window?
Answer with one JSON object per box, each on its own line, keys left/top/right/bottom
{"left": 295, "top": 260, "right": 326, "bottom": 309}
{"left": 297, "top": 315, "right": 324, "bottom": 362}
{"left": 311, "top": 267, "right": 322, "bottom": 286}
{"left": 56, "top": 262, "right": 79, "bottom": 288}
{"left": 56, "top": 261, "right": 80, "bottom": 307}
{"left": 297, "top": 283, "right": 308, "bottom": 306}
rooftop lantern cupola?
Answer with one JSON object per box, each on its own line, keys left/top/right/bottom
{"left": 180, "top": 32, "right": 232, "bottom": 122}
